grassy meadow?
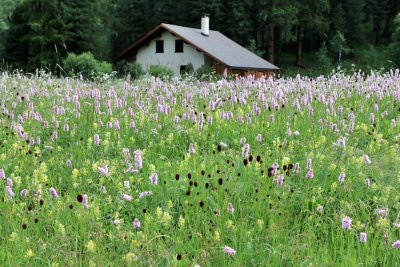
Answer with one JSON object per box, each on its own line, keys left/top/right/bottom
{"left": 0, "top": 71, "right": 399, "bottom": 266}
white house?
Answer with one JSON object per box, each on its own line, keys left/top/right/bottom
{"left": 117, "top": 15, "right": 279, "bottom": 78}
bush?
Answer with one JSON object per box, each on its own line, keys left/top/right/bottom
{"left": 62, "top": 52, "right": 113, "bottom": 79}
{"left": 114, "top": 60, "right": 144, "bottom": 80}
{"left": 194, "top": 65, "right": 214, "bottom": 81}
{"left": 148, "top": 65, "right": 174, "bottom": 80}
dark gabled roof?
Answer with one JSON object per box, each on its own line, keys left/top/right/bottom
{"left": 117, "top": 23, "right": 279, "bottom": 71}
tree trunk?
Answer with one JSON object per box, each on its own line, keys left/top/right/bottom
{"left": 275, "top": 25, "right": 281, "bottom": 65}
{"left": 268, "top": 23, "right": 274, "bottom": 63}
{"left": 295, "top": 26, "right": 304, "bottom": 67}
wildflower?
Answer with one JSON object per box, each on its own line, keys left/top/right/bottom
{"left": 376, "top": 208, "right": 388, "bottom": 218}
{"left": 132, "top": 218, "right": 141, "bottom": 229}
{"left": 124, "top": 180, "right": 130, "bottom": 189}
{"left": 316, "top": 205, "right": 324, "bottom": 213}
{"left": 93, "top": 134, "right": 100, "bottom": 146}
{"left": 121, "top": 194, "right": 133, "bottom": 202}
{"left": 394, "top": 222, "right": 400, "bottom": 228}
{"left": 149, "top": 172, "right": 158, "bottom": 186}
{"left": 271, "top": 163, "right": 279, "bottom": 176}
{"left": 97, "top": 165, "right": 110, "bottom": 177}
{"left": 0, "top": 169, "right": 5, "bottom": 179}
{"left": 20, "top": 189, "right": 28, "bottom": 198}
{"left": 392, "top": 240, "right": 400, "bottom": 249}
{"left": 25, "top": 249, "right": 34, "bottom": 258}
{"left": 342, "top": 216, "right": 352, "bottom": 230}
{"left": 6, "top": 186, "right": 14, "bottom": 200}
{"left": 227, "top": 202, "right": 234, "bottom": 215}
{"left": 124, "top": 252, "right": 138, "bottom": 263}
{"left": 363, "top": 154, "right": 371, "bottom": 165}
{"left": 161, "top": 211, "right": 172, "bottom": 227}
{"left": 294, "top": 163, "right": 300, "bottom": 174}
{"left": 66, "top": 160, "right": 72, "bottom": 167}
{"left": 337, "top": 137, "right": 346, "bottom": 148}
{"left": 86, "top": 240, "right": 96, "bottom": 252}
{"left": 223, "top": 246, "right": 236, "bottom": 256}
{"left": 369, "top": 113, "right": 375, "bottom": 124}
{"left": 293, "top": 130, "right": 300, "bottom": 136}
{"left": 256, "top": 219, "right": 264, "bottom": 230}
{"left": 306, "top": 158, "right": 312, "bottom": 170}
{"left": 219, "top": 142, "right": 228, "bottom": 149}
{"left": 178, "top": 215, "right": 185, "bottom": 227}
{"left": 306, "top": 169, "right": 314, "bottom": 179}
{"left": 275, "top": 174, "right": 284, "bottom": 186}
{"left": 113, "top": 219, "right": 120, "bottom": 225}
{"left": 82, "top": 194, "right": 88, "bottom": 209}
{"left": 49, "top": 187, "right": 58, "bottom": 199}
{"left": 124, "top": 165, "right": 138, "bottom": 173}
{"left": 359, "top": 232, "right": 367, "bottom": 244}
{"left": 391, "top": 119, "right": 397, "bottom": 128}
{"left": 256, "top": 134, "right": 262, "bottom": 142}
{"left": 242, "top": 143, "right": 250, "bottom": 158}
{"left": 134, "top": 150, "right": 143, "bottom": 169}
{"left": 7, "top": 178, "right": 13, "bottom": 187}
{"left": 100, "top": 186, "right": 107, "bottom": 194}
{"left": 240, "top": 137, "right": 246, "bottom": 145}
{"left": 365, "top": 179, "right": 371, "bottom": 187}
{"left": 338, "top": 172, "right": 345, "bottom": 184}
{"left": 139, "top": 191, "right": 153, "bottom": 198}
{"left": 188, "top": 143, "right": 195, "bottom": 155}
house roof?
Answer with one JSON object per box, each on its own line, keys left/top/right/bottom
{"left": 117, "top": 23, "right": 279, "bottom": 71}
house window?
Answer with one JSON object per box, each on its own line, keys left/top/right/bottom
{"left": 175, "top": 40, "right": 183, "bottom": 53}
{"left": 156, "top": 40, "right": 164, "bottom": 53}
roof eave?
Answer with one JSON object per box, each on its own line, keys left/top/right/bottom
{"left": 229, "top": 66, "right": 280, "bottom": 71}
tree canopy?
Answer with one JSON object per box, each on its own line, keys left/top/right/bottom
{"left": 1, "top": 0, "right": 400, "bottom": 72}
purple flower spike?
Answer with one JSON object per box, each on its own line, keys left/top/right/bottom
{"left": 342, "top": 216, "right": 352, "bottom": 230}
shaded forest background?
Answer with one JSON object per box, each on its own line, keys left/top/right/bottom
{"left": 1, "top": 0, "right": 400, "bottom": 75}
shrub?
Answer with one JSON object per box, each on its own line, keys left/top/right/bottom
{"left": 148, "top": 65, "right": 174, "bottom": 80}
{"left": 114, "top": 60, "right": 144, "bottom": 80}
{"left": 194, "top": 65, "right": 214, "bottom": 81}
{"left": 62, "top": 52, "right": 113, "bottom": 79}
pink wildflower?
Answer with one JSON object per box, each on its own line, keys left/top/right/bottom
{"left": 392, "top": 240, "right": 400, "bottom": 249}
{"left": 342, "top": 216, "right": 352, "bottom": 230}
{"left": 223, "top": 246, "right": 236, "bottom": 256}
{"left": 227, "top": 202, "right": 234, "bottom": 215}
{"left": 82, "top": 194, "right": 88, "bottom": 209}
{"left": 360, "top": 232, "right": 367, "bottom": 244}
{"left": 363, "top": 154, "right": 371, "bottom": 165}
{"left": 121, "top": 194, "right": 133, "bottom": 201}
{"left": 149, "top": 172, "right": 158, "bottom": 186}
{"left": 6, "top": 185, "right": 14, "bottom": 200}
{"left": 49, "top": 187, "right": 58, "bottom": 199}
{"left": 132, "top": 218, "right": 141, "bottom": 229}
{"left": 242, "top": 143, "right": 250, "bottom": 158}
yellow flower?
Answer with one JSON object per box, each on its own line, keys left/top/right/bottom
{"left": 86, "top": 240, "right": 96, "bottom": 252}
{"left": 226, "top": 220, "right": 235, "bottom": 229}
{"left": 214, "top": 230, "right": 220, "bottom": 242}
{"left": 178, "top": 215, "right": 185, "bottom": 228}
{"left": 72, "top": 169, "right": 79, "bottom": 178}
{"left": 25, "top": 249, "right": 34, "bottom": 258}
{"left": 167, "top": 200, "right": 173, "bottom": 209}
{"left": 377, "top": 218, "right": 390, "bottom": 229}
{"left": 162, "top": 212, "right": 172, "bottom": 227}
{"left": 256, "top": 219, "right": 264, "bottom": 230}
{"left": 156, "top": 207, "right": 163, "bottom": 219}
{"left": 125, "top": 252, "right": 138, "bottom": 263}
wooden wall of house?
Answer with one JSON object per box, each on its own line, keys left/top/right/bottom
{"left": 212, "top": 60, "right": 274, "bottom": 79}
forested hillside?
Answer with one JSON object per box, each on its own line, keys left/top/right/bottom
{"left": 1, "top": 0, "right": 400, "bottom": 74}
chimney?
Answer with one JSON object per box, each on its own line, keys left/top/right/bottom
{"left": 201, "top": 14, "right": 209, "bottom": 36}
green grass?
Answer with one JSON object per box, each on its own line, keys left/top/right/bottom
{"left": 0, "top": 72, "right": 399, "bottom": 266}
